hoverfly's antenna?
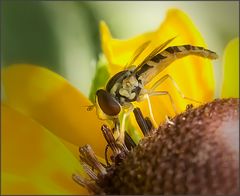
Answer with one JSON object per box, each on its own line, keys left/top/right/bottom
{"left": 80, "top": 104, "right": 95, "bottom": 111}
{"left": 87, "top": 105, "right": 95, "bottom": 111}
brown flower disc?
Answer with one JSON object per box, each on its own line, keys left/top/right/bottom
{"left": 98, "top": 98, "right": 239, "bottom": 195}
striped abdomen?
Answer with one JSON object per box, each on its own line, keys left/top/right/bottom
{"left": 136, "top": 45, "right": 218, "bottom": 85}
{"left": 152, "top": 45, "right": 218, "bottom": 62}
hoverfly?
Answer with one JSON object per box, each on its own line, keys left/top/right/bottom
{"left": 93, "top": 37, "right": 218, "bottom": 144}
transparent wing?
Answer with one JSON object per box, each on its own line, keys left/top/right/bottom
{"left": 132, "top": 36, "right": 177, "bottom": 74}
{"left": 123, "top": 40, "right": 151, "bottom": 70}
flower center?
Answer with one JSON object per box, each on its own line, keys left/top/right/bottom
{"left": 73, "top": 98, "right": 239, "bottom": 195}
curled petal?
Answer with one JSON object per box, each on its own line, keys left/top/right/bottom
{"left": 2, "top": 64, "right": 106, "bottom": 156}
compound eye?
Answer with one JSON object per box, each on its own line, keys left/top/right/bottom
{"left": 96, "top": 89, "right": 121, "bottom": 116}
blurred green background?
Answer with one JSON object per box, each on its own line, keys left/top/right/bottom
{"left": 1, "top": 1, "right": 239, "bottom": 97}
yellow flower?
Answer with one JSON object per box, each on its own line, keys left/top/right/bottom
{"left": 221, "top": 37, "right": 239, "bottom": 98}
{"left": 1, "top": 9, "right": 235, "bottom": 195}
{"left": 1, "top": 65, "right": 104, "bottom": 194}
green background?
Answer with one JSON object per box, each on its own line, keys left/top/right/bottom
{"left": 1, "top": 1, "right": 239, "bottom": 97}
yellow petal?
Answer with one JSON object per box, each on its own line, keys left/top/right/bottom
{"left": 101, "top": 9, "right": 215, "bottom": 124}
{"left": 221, "top": 38, "right": 239, "bottom": 98}
{"left": 142, "top": 9, "right": 215, "bottom": 122}
{"left": 1, "top": 104, "right": 88, "bottom": 195}
{"left": 2, "top": 64, "right": 106, "bottom": 156}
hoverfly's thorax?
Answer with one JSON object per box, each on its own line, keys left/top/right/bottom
{"left": 106, "top": 70, "right": 129, "bottom": 92}
{"left": 106, "top": 69, "right": 143, "bottom": 105}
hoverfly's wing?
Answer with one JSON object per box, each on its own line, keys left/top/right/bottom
{"left": 133, "top": 36, "right": 177, "bottom": 74}
{"left": 123, "top": 40, "right": 151, "bottom": 70}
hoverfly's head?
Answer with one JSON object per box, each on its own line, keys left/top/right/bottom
{"left": 96, "top": 89, "right": 121, "bottom": 117}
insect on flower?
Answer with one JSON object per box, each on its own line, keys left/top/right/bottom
{"left": 91, "top": 36, "right": 218, "bottom": 145}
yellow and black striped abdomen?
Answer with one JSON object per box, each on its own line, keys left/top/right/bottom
{"left": 136, "top": 45, "right": 218, "bottom": 85}
{"left": 152, "top": 45, "right": 218, "bottom": 63}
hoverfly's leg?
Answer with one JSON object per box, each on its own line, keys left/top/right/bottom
{"left": 144, "top": 94, "right": 158, "bottom": 128}
{"left": 118, "top": 103, "right": 134, "bottom": 144}
{"left": 150, "top": 74, "right": 202, "bottom": 104}
{"left": 147, "top": 90, "right": 178, "bottom": 114}
{"left": 165, "top": 115, "right": 175, "bottom": 125}
{"left": 147, "top": 90, "right": 177, "bottom": 125}
{"left": 112, "top": 117, "right": 121, "bottom": 139}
